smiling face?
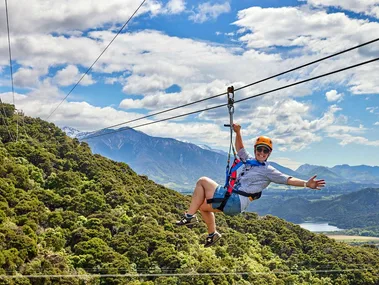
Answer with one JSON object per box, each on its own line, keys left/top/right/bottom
{"left": 254, "top": 145, "right": 272, "bottom": 162}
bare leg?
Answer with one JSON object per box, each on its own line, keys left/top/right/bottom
{"left": 187, "top": 177, "right": 218, "bottom": 214}
{"left": 187, "top": 177, "right": 220, "bottom": 234}
{"left": 200, "top": 207, "right": 216, "bottom": 234}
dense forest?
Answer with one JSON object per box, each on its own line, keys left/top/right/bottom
{"left": 0, "top": 103, "right": 379, "bottom": 285}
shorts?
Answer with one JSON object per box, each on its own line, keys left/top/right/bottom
{"left": 211, "top": 185, "right": 242, "bottom": 216}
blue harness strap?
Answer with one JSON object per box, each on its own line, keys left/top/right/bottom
{"left": 224, "top": 159, "right": 265, "bottom": 188}
{"left": 208, "top": 158, "right": 265, "bottom": 211}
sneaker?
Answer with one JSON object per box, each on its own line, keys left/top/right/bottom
{"left": 175, "top": 214, "right": 199, "bottom": 226}
{"left": 204, "top": 231, "right": 222, "bottom": 247}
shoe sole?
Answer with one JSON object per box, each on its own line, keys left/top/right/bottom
{"left": 204, "top": 234, "right": 222, "bottom": 247}
{"left": 175, "top": 221, "right": 199, "bottom": 227}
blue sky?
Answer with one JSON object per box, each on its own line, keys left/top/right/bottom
{"left": 0, "top": 0, "right": 378, "bottom": 169}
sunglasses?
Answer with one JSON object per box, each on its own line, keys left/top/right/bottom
{"left": 256, "top": 146, "right": 270, "bottom": 154}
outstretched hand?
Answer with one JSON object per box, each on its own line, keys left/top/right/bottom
{"left": 307, "top": 175, "right": 326, "bottom": 190}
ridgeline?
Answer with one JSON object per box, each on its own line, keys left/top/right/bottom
{"left": 0, "top": 103, "right": 378, "bottom": 285}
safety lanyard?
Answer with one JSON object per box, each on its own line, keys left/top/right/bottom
{"left": 224, "top": 86, "right": 239, "bottom": 188}
{"left": 223, "top": 86, "right": 265, "bottom": 189}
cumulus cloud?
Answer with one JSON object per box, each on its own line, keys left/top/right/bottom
{"left": 325, "top": 90, "right": 343, "bottom": 102}
{"left": 54, "top": 65, "right": 95, "bottom": 87}
{"left": 348, "top": 62, "right": 379, "bottom": 94}
{"left": 122, "top": 74, "right": 173, "bottom": 95}
{"left": 165, "top": 0, "right": 186, "bottom": 14}
{"left": 326, "top": 124, "right": 366, "bottom": 134}
{"left": 0, "top": 88, "right": 143, "bottom": 131}
{"left": 232, "top": 4, "right": 379, "bottom": 96}
{"left": 324, "top": 121, "right": 379, "bottom": 146}
{"left": 308, "top": 0, "right": 379, "bottom": 19}
{"left": 189, "top": 1, "right": 231, "bottom": 23}
{"left": 13, "top": 67, "right": 47, "bottom": 88}
{"left": 0, "top": 0, "right": 169, "bottom": 36}
{"left": 234, "top": 100, "right": 342, "bottom": 152}
{"left": 328, "top": 133, "right": 379, "bottom": 146}
{"left": 233, "top": 6, "right": 376, "bottom": 49}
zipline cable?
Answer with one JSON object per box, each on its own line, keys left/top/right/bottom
{"left": 45, "top": 0, "right": 147, "bottom": 120}
{"left": 86, "top": 38, "right": 379, "bottom": 134}
{"left": 4, "top": 0, "right": 17, "bottom": 141}
{"left": 83, "top": 56, "right": 379, "bottom": 140}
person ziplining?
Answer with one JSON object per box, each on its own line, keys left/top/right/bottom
{"left": 176, "top": 86, "right": 326, "bottom": 247}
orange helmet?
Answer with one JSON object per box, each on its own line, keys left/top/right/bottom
{"left": 254, "top": 136, "right": 273, "bottom": 150}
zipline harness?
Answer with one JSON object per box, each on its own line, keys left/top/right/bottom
{"left": 207, "top": 86, "right": 263, "bottom": 211}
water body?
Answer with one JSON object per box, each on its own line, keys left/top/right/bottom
{"left": 298, "top": 222, "right": 344, "bottom": 232}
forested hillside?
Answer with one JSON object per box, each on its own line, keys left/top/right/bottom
{"left": 1, "top": 103, "right": 379, "bottom": 285}
{"left": 251, "top": 188, "right": 379, "bottom": 230}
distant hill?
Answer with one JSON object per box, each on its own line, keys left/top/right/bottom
{"left": 77, "top": 128, "right": 227, "bottom": 192}
{"left": 331, "top": 164, "right": 379, "bottom": 184}
{"left": 296, "top": 163, "right": 319, "bottom": 174}
{"left": 251, "top": 188, "right": 379, "bottom": 228}
{"left": 297, "top": 163, "right": 379, "bottom": 184}
{"left": 296, "top": 164, "right": 348, "bottom": 183}
{"left": 306, "top": 166, "right": 348, "bottom": 183}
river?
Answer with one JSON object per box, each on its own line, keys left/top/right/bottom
{"left": 297, "top": 222, "right": 344, "bottom": 232}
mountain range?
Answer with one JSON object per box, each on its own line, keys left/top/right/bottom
{"left": 62, "top": 126, "right": 379, "bottom": 191}
{"left": 62, "top": 127, "right": 227, "bottom": 191}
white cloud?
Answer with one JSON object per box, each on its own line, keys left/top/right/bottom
{"left": 0, "top": 34, "right": 105, "bottom": 71}
{"left": 235, "top": 101, "right": 341, "bottom": 152}
{"left": 232, "top": 5, "right": 379, "bottom": 95}
{"left": 348, "top": 62, "right": 379, "bottom": 94}
{"left": 324, "top": 122, "right": 379, "bottom": 146}
{"left": 233, "top": 6, "right": 376, "bottom": 49}
{"left": 0, "top": 0, "right": 162, "bottom": 36}
{"left": 308, "top": 0, "right": 379, "bottom": 19}
{"left": 0, "top": 88, "right": 144, "bottom": 132}
{"left": 374, "top": 122, "right": 379, "bottom": 125}
{"left": 13, "top": 67, "right": 47, "bottom": 88}
{"left": 122, "top": 74, "right": 174, "bottom": 95}
{"left": 328, "top": 133, "right": 379, "bottom": 146}
{"left": 326, "top": 124, "right": 366, "bottom": 134}
{"left": 165, "top": 0, "right": 186, "bottom": 14}
{"left": 366, "top": 106, "right": 378, "bottom": 113}
{"left": 105, "top": 77, "right": 119, "bottom": 85}
{"left": 54, "top": 65, "right": 95, "bottom": 87}
{"left": 189, "top": 1, "right": 231, "bottom": 23}
{"left": 325, "top": 89, "right": 343, "bottom": 102}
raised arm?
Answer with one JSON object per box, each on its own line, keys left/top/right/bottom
{"left": 287, "top": 175, "right": 325, "bottom": 190}
{"left": 233, "top": 123, "right": 244, "bottom": 152}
